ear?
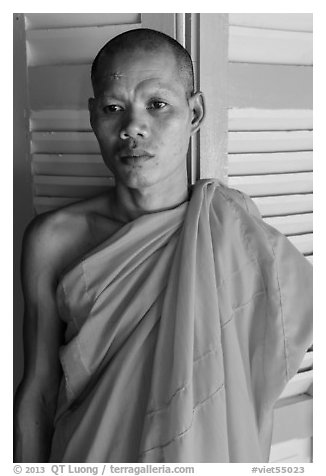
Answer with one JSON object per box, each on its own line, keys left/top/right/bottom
{"left": 189, "top": 91, "right": 205, "bottom": 135}
{"left": 88, "top": 97, "right": 95, "bottom": 129}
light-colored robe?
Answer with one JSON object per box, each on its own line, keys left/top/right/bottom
{"left": 49, "top": 179, "right": 312, "bottom": 463}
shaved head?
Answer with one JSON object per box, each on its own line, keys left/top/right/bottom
{"left": 91, "top": 28, "right": 194, "bottom": 98}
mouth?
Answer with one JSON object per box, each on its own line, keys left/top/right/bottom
{"left": 120, "top": 150, "right": 155, "bottom": 165}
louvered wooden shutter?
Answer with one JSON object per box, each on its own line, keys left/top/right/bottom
{"left": 226, "top": 13, "right": 313, "bottom": 462}
{"left": 23, "top": 13, "right": 177, "bottom": 214}
{"left": 227, "top": 14, "right": 313, "bottom": 263}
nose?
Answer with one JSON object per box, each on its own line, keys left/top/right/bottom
{"left": 119, "top": 109, "right": 149, "bottom": 140}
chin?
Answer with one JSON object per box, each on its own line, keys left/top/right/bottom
{"left": 118, "top": 169, "right": 159, "bottom": 190}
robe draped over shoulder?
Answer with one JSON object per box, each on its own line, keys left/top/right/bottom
{"left": 49, "top": 179, "right": 312, "bottom": 463}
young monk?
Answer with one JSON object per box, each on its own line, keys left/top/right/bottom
{"left": 14, "top": 28, "right": 312, "bottom": 463}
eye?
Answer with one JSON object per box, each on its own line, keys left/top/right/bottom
{"left": 103, "top": 104, "right": 124, "bottom": 113}
{"left": 147, "top": 100, "right": 168, "bottom": 110}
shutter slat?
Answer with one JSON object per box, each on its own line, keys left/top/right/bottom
{"left": 272, "top": 395, "right": 312, "bottom": 444}
{"left": 34, "top": 175, "right": 114, "bottom": 198}
{"left": 279, "top": 370, "right": 313, "bottom": 400}
{"left": 270, "top": 437, "right": 312, "bottom": 463}
{"left": 32, "top": 154, "right": 111, "bottom": 177}
{"left": 228, "top": 109, "right": 312, "bottom": 131}
{"left": 25, "top": 13, "right": 141, "bottom": 30}
{"left": 228, "top": 151, "right": 312, "bottom": 175}
{"left": 229, "top": 14, "right": 313, "bottom": 32}
{"left": 264, "top": 213, "right": 312, "bottom": 236}
{"left": 228, "top": 63, "right": 313, "bottom": 110}
{"left": 229, "top": 26, "right": 312, "bottom": 65}
{"left": 228, "top": 131, "right": 312, "bottom": 153}
{"left": 306, "top": 255, "right": 313, "bottom": 264}
{"left": 31, "top": 132, "right": 99, "bottom": 154}
{"left": 287, "top": 234, "right": 313, "bottom": 255}
{"left": 228, "top": 172, "right": 312, "bottom": 196}
{"left": 29, "top": 65, "right": 92, "bottom": 110}
{"left": 34, "top": 196, "right": 81, "bottom": 214}
{"left": 252, "top": 194, "right": 313, "bottom": 217}
{"left": 26, "top": 23, "right": 141, "bottom": 66}
{"left": 30, "top": 109, "right": 90, "bottom": 131}
{"left": 298, "top": 351, "right": 313, "bottom": 373}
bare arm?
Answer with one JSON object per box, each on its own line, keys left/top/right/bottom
{"left": 14, "top": 216, "right": 65, "bottom": 462}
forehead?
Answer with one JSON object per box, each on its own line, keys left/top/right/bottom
{"left": 94, "top": 47, "right": 185, "bottom": 95}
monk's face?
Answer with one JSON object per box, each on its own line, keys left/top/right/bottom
{"left": 89, "top": 47, "right": 203, "bottom": 190}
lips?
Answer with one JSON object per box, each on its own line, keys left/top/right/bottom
{"left": 120, "top": 149, "right": 154, "bottom": 164}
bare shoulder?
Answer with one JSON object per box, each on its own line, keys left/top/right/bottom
{"left": 21, "top": 210, "right": 78, "bottom": 287}
{"left": 22, "top": 191, "right": 118, "bottom": 284}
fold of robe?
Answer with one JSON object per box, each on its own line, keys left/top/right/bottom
{"left": 49, "top": 179, "right": 312, "bottom": 463}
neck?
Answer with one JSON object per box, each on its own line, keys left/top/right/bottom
{"left": 110, "top": 175, "right": 189, "bottom": 223}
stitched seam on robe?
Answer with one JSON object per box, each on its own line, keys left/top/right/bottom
{"left": 254, "top": 222, "right": 290, "bottom": 382}
{"left": 146, "top": 346, "right": 222, "bottom": 417}
{"left": 213, "top": 257, "right": 257, "bottom": 296}
{"left": 230, "top": 188, "right": 290, "bottom": 402}
{"left": 216, "top": 185, "right": 282, "bottom": 416}
{"left": 220, "top": 289, "right": 266, "bottom": 329}
{"left": 139, "top": 382, "right": 225, "bottom": 456}
{"left": 271, "top": 237, "right": 289, "bottom": 381}
{"left": 234, "top": 188, "right": 289, "bottom": 381}
{"left": 240, "top": 199, "right": 287, "bottom": 401}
